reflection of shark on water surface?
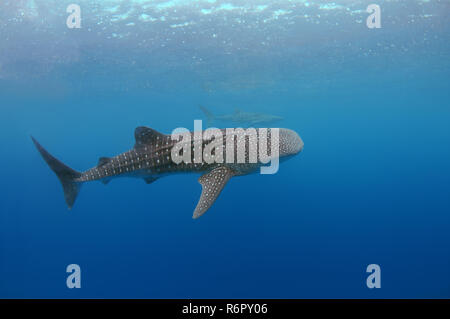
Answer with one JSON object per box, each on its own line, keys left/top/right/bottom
{"left": 32, "top": 126, "right": 303, "bottom": 219}
{"left": 199, "top": 105, "right": 283, "bottom": 127}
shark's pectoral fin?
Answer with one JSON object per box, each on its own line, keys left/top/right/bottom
{"left": 143, "top": 176, "right": 159, "bottom": 184}
{"left": 193, "top": 166, "right": 235, "bottom": 219}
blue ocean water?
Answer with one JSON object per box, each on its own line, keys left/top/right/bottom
{"left": 0, "top": 0, "right": 449, "bottom": 298}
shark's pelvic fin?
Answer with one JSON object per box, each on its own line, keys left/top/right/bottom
{"left": 193, "top": 166, "right": 235, "bottom": 219}
{"left": 31, "top": 136, "right": 82, "bottom": 209}
{"left": 134, "top": 126, "right": 166, "bottom": 148}
{"left": 143, "top": 176, "right": 159, "bottom": 184}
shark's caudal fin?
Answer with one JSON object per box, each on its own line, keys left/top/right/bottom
{"left": 31, "top": 136, "right": 82, "bottom": 209}
{"left": 199, "top": 105, "right": 215, "bottom": 127}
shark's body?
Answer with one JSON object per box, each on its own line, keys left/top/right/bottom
{"left": 32, "top": 126, "right": 303, "bottom": 218}
{"left": 200, "top": 105, "right": 283, "bottom": 127}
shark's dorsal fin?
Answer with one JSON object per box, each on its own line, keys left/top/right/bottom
{"left": 134, "top": 126, "right": 165, "bottom": 148}
{"left": 193, "top": 166, "right": 235, "bottom": 219}
{"left": 98, "top": 157, "right": 111, "bottom": 167}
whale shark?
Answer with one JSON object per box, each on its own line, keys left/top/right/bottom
{"left": 32, "top": 126, "right": 303, "bottom": 219}
{"left": 200, "top": 105, "right": 284, "bottom": 127}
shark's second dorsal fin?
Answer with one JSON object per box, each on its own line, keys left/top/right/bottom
{"left": 134, "top": 126, "right": 165, "bottom": 148}
{"left": 98, "top": 157, "right": 111, "bottom": 167}
{"left": 193, "top": 166, "right": 235, "bottom": 219}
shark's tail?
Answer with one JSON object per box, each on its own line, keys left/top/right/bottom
{"left": 199, "top": 105, "right": 214, "bottom": 127}
{"left": 31, "top": 136, "right": 82, "bottom": 209}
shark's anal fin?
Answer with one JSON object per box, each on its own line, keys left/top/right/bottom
{"left": 98, "top": 158, "right": 113, "bottom": 185}
{"left": 134, "top": 126, "right": 166, "bottom": 148}
{"left": 143, "top": 176, "right": 159, "bottom": 184}
{"left": 193, "top": 166, "right": 235, "bottom": 219}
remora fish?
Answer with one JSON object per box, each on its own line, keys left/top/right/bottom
{"left": 32, "top": 127, "right": 303, "bottom": 219}
{"left": 199, "top": 105, "right": 283, "bottom": 127}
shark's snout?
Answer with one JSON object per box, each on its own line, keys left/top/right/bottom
{"left": 294, "top": 132, "right": 304, "bottom": 154}
{"left": 279, "top": 128, "right": 304, "bottom": 156}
